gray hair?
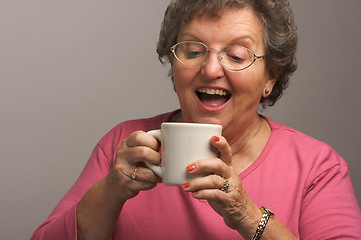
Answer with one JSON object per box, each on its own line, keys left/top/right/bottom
{"left": 156, "top": 0, "right": 298, "bottom": 107}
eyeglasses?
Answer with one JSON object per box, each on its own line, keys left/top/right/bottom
{"left": 170, "top": 41, "right": 265, "bottom": 71}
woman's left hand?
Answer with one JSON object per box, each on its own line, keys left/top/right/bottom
{"left": 181, "top": 136, "right": 259, "bottom": 234}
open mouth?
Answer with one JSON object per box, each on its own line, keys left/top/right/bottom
{"left": 196, "top": 88, "right": 231, "bottom": 108}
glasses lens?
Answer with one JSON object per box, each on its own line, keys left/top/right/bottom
{"left": 221, "top": 46, "right": 254, "bottom": 71}
{"left": 174, "top": 42, "right": 207, "bottom": 66}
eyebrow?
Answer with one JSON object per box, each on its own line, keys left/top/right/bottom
{"left": 178, "top": 32, "right": 257, "bottom": 49}
{"left": 177, "top": 33, "right": 201, "bottom": 42}
{"left": 229, "top": 36, "right": 255, "bottom": 46}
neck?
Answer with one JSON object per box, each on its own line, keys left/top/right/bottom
{"left": 234, "top": 116, "right": 263, "bottom": 153}
{"left": 228, "top": 115, "right": 271, "bottom": 173}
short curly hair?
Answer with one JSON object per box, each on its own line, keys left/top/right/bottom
{"left": 156, "top": 0, "right": 298, "bottom": 107}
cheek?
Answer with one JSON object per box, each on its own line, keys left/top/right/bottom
{"left": 228, "top": 70, "right": 267, "bottom": 96}
{"left": 226, "top": 72, "right": 250, "bottom": 92}
{"left": 172, "top": 64, "right": 198, "bottom": 89}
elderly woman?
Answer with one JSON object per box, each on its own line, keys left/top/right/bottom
{"left": 31, "top": 0, "right": 361, "bottom": 239}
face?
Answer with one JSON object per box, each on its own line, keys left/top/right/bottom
{"left": 172, "top": 7, "right": 276, "bottom": 142}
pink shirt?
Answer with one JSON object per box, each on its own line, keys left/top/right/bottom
{"left": 31, "top": 111, "right": 361, "bottom": 239}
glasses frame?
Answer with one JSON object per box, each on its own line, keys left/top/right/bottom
{"left": 170, "top": 41, "right": 265, "bottom": 71}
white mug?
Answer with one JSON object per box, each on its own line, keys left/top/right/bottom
{"left": 146, "top": 122, "right": 222, "bottom": 186}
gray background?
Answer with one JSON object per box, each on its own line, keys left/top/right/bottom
{"left": 1, "top": 1, "right": 360, "bottom": 239}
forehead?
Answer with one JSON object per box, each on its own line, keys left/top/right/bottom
{"left": 178, "top": 7, "right": 264, "bottom": 48}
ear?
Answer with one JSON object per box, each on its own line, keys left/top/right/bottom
{"left": 263, "top": 70, "right": 278, "bottom": 97}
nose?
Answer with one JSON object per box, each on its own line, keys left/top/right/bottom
{"left": 200, "top": 48, "right": 225, "bottom": 80}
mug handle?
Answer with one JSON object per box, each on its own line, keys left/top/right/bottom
{"left": 145, "top": 129, "right": 163, "bottom": 177}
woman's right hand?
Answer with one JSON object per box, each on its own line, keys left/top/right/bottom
{"left": 77, "top": 131, "right": 161, "bottom": 240}
{"left": 105, "top": 130, "right": 162, "bottom": 202}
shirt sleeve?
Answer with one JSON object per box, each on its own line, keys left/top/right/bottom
{"left": 299, "top": 159, "right": 361, "bottom": 239}
{"left": 30, "top": 144, "right": 112, "bottom": 240}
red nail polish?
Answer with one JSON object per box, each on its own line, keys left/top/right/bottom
{"left": 186, "top": 164, "right": 196, "bottom": 172}
{"left": 181, "top": 182, "right": 190, "bottom": 188}
{"left": 214, "top": 136, "right": 220, "bottom": 142}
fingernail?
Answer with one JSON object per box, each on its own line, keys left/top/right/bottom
{"left": 191, "top": 191, "right": 198, "bottom": 196}
{"left": 186, "top": 164, "right": 196, "bottom": 172}
{"left": 181, "top": 182, "right": 190, "bottom": 189}
{"left": 214, "top": 136, "right": 220, "bottom": 142}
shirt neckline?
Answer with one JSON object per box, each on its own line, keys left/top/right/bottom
{"left": 238, "top": 116, "right": 280, "bottom": 179}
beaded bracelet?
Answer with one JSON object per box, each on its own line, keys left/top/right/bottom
{"left": 251, "top": 206, "right": 274, "bottom": 240}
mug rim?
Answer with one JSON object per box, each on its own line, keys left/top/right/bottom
{"left": 162, "top": 122, "right": 222, "bottom": 128}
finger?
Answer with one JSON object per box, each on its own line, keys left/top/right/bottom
{"left": 182, "top": 174, "right": 224, "bottom": 192}
{"left": 187, "top": 179, "right": 230, "bottom": 204}
{"left": 191, "top": 189, "right": 228, "bottom": 203}
{"left": 125, "top": 145, "right": 161, "bottom": 165}
{"left": 184, "top": 176, "right": 239, "bottom": 204}
{"left": 186, "top": 158, "right": 233, "bottom": 179}
{"left": 124, "top": 130, "right": 160, "bottom": 151}
{"left": 114, "top": 147, "right": 161, "bottom": 189}
{"left": 125, "top": 178, "right": 159, "bottom": 192}
{"left": 128, "top": 166, "right": 162, "bottom": 183}
{"left": 211, "top": 136, "right": 232, "bottom": 165}
{"left": 106, "top": 164, "right": 159, "bottom": 201}
{"left": 116, "top": 131, "right": 161, "bottom": 166}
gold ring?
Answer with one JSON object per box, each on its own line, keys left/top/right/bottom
{"left": 221, "top": 179, "right": 229, "bottom": 192}
{"left": 131, "top": 167, "right": 138, "bottom": 180}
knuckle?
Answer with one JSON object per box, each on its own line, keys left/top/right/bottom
{"left": 114, "top": 152, "right": 124, "bottom": 165}
{"left": 133, "top": 130, "right": 146, "bottom": 141}
{"left": 115, "top": 151, "right": 129, "bottom": 166}
{"left": 222, "top": 163, "right": 229, "bottom": 173}
{"left": 214, "top": 160, "right": 224, "bottom": 170}
{"left": 116, "top": 136, "right": 134, "bottom": 160}
{"left": 143, "top": 169, "right": 156, "bottom": 180}
{"left": 208, "top": 174, "right": 220, "bottom": 186}
{"left": 128, "top": 131, "right": 145, "bottom": 146}
{"left": 117, "top": 141, "right": 127, "bottom": 154}
{"left": 137, "top": 146, "right": 152, "bottom": 159}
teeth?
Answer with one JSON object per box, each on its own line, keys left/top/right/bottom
{"left": 198, "top": 88, "right": 229, "bottom": 96}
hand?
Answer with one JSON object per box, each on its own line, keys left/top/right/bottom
{"left": 105, "top": 131, "right": 162, "bottom": 203}
{"left": 181, "top": 136, "right": 259, "bottom": 233}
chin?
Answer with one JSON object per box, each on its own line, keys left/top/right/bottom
{"left": 185, "top": 112, "right": 225, "bottom": 126}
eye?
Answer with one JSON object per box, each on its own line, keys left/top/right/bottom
{"left": 185, "top": 46, "right": 206, "bottom": 59}
{"left": 186, "top": 50, "right": 202, "bottom": 58}
{"left": 227, "top": 55, "right": 244, "bottom": 62}
{"left": 223, "top": 46, "right": 249, "bottom": 63}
